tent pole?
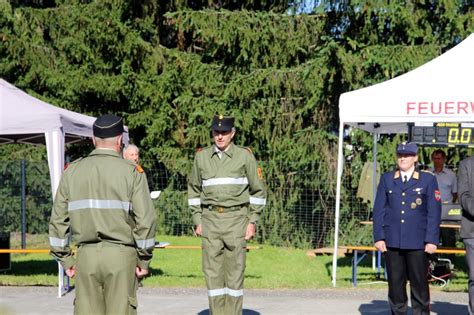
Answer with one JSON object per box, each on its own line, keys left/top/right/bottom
{"left": 21, "top": 160, "right": 26, "bottom": 249}
{"left": 372, "top": 132, "right": 378, "bottom": 270}
{"left": 372, "top": 132, "right": 378, "bottom": 207}
{"left": 332, "top": 121, "right": 345, "bottom": 287}
{"left": 45, "top": 129, "right": 66, "bottom": 298}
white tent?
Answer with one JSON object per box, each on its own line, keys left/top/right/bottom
{"left": 332, "top": 33, "right": 474, "bottom": 286}
{"left": 0, "top": 78, "right": 128, "bottom": 296}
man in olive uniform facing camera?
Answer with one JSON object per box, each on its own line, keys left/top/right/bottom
{"left": 49, "top": 114, "right": 157, "bottom": 315}
{"left": 188, "top": 114, "right": 266, "bottom": 315}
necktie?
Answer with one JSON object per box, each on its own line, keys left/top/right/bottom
{"left": 403, "top": 175, "right": 408, "bottom": 183}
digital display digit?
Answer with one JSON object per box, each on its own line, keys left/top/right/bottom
{"left": 408, "top": 123, "right": 474, "bottom": 147}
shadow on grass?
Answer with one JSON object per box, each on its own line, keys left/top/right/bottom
{"left": 197, "top": 309, "right": 260, "bottom": 315}
{"left": 324, "top": 255, "right": 353, "bottom": 277}
{"left": 149, "top": 267, "right": 164, "bottom": 277}
{"left": 2, "top": 259, "right": 57, "bottom": 276}
{"left": 358, "top": 300, "right": 467, "bottom": 315}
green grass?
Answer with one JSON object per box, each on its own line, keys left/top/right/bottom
{"left": 0, "top": 234, "right": 469, "bottom": 292}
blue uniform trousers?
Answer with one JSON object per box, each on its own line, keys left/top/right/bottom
{"left": 385, "top": 248, "right": 430, "bottom": 315}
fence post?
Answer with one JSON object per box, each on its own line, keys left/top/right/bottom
{"left": 21, "top": 160, "right": 26, "bottom": 249}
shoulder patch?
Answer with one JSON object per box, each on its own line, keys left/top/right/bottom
{"left": 196, "top": 148, "right": 203, "bottom": 153}
{"left": 257, "top": 167, "right": 263, "bottom": 180}
{"left": 135, "top": 165, "right": 144, "bottom": 173}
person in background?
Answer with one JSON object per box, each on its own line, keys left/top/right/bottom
{"left": 373, "top": 142, "right": 441, "bottom": 315}
{"left": 124, "top": 144, "right": 140, "bottom": 164}
{"left": 188, "top": 114, "right": 266, "bottom": 315}
{"left": 430, "top": 149, "right": 458, "bottom": 247}
{"left": 429, "top": 149, "right": 457, "bottom": 204}
{"left": 49, "top": 114, "right": 157, "bottom": 314}
{"left": 457, "top": 154, "right": 474, "bottom": 315}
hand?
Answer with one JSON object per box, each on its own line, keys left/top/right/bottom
{"left": 65, "top": 266, "right": 76, "bottom": 278}
{"left": 425, "top": 243, "right": 437, "bottom": 254}
{"left": 244, "top": 223, "right": 256, "bottom": 241}
{"left": 195, "top": 224, "right": 202, "bottom": 236}
{"left": 374, "top": 240, "right": 387, "bottom": 252}
{"left": 135, "top": 266, "right": 149, "bottom": 278}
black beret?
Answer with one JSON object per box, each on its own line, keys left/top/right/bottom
{"left": 211, "top": 114, "right": 234, "bottom": 132}
{"left": 93, "top": 114, "right": 124, "bottom": 138}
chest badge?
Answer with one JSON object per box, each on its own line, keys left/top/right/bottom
{"left": 416, "top": 198, "right": 422, "bottom": 205}
{"left": 411, "top": 202, "right": 417, "bottom": 209}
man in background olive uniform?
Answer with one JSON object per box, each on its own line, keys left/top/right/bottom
{"left": 49, "top": 114, "right": 157, "bottom": 315}
{"left": 188, "top": 114, "right": 266, "bottom": 315}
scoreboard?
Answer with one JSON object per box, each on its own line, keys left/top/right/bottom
{"left": 408, "top": 122, "right": 474, "bottom": 147}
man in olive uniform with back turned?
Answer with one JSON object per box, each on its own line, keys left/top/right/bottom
{"left": 49, "top": 114, "right": 157, "bottom": 315}
{"left": 188, "top": 114, "right": 266, "bottom": 315}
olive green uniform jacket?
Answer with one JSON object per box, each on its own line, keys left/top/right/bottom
{"left": 49, "top": 149, "right": 157, "bottom": 270}
{"left": 188, "top": 143, "right": 266, "bottom": 224}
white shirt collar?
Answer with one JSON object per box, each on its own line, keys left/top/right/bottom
{"left": 400, "top": 167, "right": 415, "bottom": 181}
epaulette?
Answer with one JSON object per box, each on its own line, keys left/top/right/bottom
{"left": 135, "top": 164, "right": 144, "bottom": 173}
{"left": 245, "top": 147, "right": 253, "bottom": 153}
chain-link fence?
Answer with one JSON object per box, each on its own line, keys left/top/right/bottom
{"left": 0, "top": 159, "right": 373, "bottom": 249}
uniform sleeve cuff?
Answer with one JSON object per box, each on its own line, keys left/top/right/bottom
{"left": 61, "top": 256, "right": 75, "bottom": 270}
{"left": 137, "top": 259, "right": 151, "bottom": 270}
{"left": 193, "top": 213, "right": 202, "bottom": 226}
{"left": 249, "top": 213, "right": 260, "bottom": 223}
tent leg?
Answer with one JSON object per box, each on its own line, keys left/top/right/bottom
{"left": 332, "top": 121, "right": 345, "bottom": 287}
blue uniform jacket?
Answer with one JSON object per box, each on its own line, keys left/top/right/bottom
{"left": 373, "top": 169, "right": 441, "bottom": 250}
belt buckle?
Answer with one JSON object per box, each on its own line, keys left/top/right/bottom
{"left": 218, "top": 207, "right": 224, "bottom": 213}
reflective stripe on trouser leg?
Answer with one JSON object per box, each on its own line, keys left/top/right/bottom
{"left": 202, "top": 236, "right": 226, "bottom": 314}
{"left": 223, "top": 221, "right": 246, "bottom": 315}
{"left": 201, "top": 208, "right": 248, "bottom": 315}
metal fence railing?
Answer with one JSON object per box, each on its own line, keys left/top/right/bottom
{"left": 0, "top": 160, "right": 372, "bottom": 249}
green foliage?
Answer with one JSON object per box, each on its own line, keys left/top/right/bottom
{"left": 0, "top": 160, "right": 51, "bottom": 234}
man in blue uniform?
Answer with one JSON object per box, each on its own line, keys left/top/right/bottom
{"left": 373, "top": 142, "right": 441, "bottom": 315}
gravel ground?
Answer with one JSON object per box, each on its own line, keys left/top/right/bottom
{"left": 0, "top": 286, "right": 469, "bottom": 314}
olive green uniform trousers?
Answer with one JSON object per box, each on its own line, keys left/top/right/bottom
{"left": 74, "top": 242, "right": 138, "bottom": 315}
{"left": 202, "top": 207, "right": 248, "bottom": 315}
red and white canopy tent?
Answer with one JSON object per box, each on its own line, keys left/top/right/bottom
{"left": 0, "top": 79, "right": 128, "bottom": 296}
{"left": 332, "top": 33, "right": 474, "bottom": 286}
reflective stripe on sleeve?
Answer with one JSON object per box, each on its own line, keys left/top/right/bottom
{"left": 136, "top": 238, "right": 155, "bottom": 249}
{"left": 49, "top": 237, "right": 68, "bottom": 247}
{"left": 208, "top": 288, "right": 243, "bottom": 297}
{"left": 202, "top": 177, "right": 248, "bottom": 187}
{"left": 188, "top": 198, "right": 201, "bottom": 206}
{"left": 249, "top": 197, "right": 266, "bottom": 205}
{"left": 68, "top": 199, "right": 130, "bottom": 212}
